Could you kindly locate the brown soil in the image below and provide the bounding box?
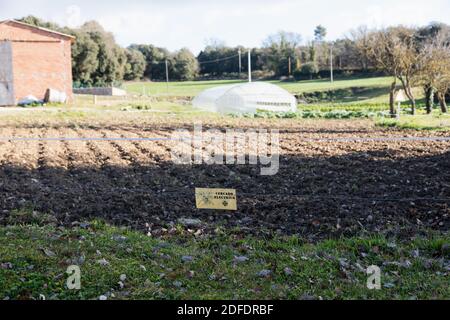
[0,122,449,241]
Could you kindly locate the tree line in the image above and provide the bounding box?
[19,16,198,86]
[352,23,450,114]
[17,16,374,85]
[17,16,450,112]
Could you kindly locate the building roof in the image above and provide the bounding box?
[0,20,75,42]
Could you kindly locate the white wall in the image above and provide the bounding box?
[73,87,127,96]
[0,41,14,106]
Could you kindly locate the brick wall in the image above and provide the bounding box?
[12,41,73,102]
[0,21,73,104]
[0,22,67,42]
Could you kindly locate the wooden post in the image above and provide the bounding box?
[248,50,252,83]
[330,46,334,83]
[165,59,169,94]
[238,48,242,77]
[288,56,292,76]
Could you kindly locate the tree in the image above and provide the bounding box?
[308,41,316,63]
[366,26,421,115]
[391,27,422,115]
[129,44,171,80]
[198,46,238,76]
[18,15,60,31]
[415,23,450,113]
[263,31,302,76]
[124,49,146,80]
[332,39,361,70]
[314,25,327,42]
[419,34,450,113]
[349,25,372,70]
[299,62,319,80]
[172,48,199,81]
[364,28,399,116]
[436,79,450,113]
[81,21,127,86]
[311,26,328,70]
[19,16,133,86]
[70,30,100,85]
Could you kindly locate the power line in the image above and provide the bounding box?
[0,137,175,142]
[301,137,450,142]
[1,136,449,142]
[75,186,450,203]
[198,53,240,65]
[148,53,242,66]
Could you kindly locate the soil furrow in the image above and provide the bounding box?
[0,123,448,239]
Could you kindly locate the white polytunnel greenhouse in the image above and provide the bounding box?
[192,82,297,114]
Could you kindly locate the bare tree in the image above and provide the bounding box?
[364,28,400,116]
[415,23,450,113]
[436,80,450,113]
[365,26,422,115]
[416,33,450,113]
[349,25,371,71]
[417,31,450,113]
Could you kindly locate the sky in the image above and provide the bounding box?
[1,0,449,54]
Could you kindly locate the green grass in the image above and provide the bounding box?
[377,113,450,131]
[124,77,393,98]
[0,214,448,300]
[123,77,428,117]
[270,77,393,95]
[239,110,388,120]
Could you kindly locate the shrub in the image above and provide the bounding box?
[294,62,319,80]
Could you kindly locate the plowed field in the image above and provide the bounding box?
[1,122,449,241]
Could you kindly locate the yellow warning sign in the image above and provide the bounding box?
[195,188,237,210]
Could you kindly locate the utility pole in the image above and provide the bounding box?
[288,56,292,76]
[165,59,169,94]
[248,50,252,82]
[330,45,334,83]
[238,48,242,78]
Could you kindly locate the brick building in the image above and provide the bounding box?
[0,20,75,106]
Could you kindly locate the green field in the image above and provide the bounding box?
[119,76,450,128]
[0,214,448,300]
[124,77,393,98]
[378,113,450,130]
[18,75,437,129]
[1,76,449,300]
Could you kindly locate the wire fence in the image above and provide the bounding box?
[78,185,450,203]
[1,136,450,142]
